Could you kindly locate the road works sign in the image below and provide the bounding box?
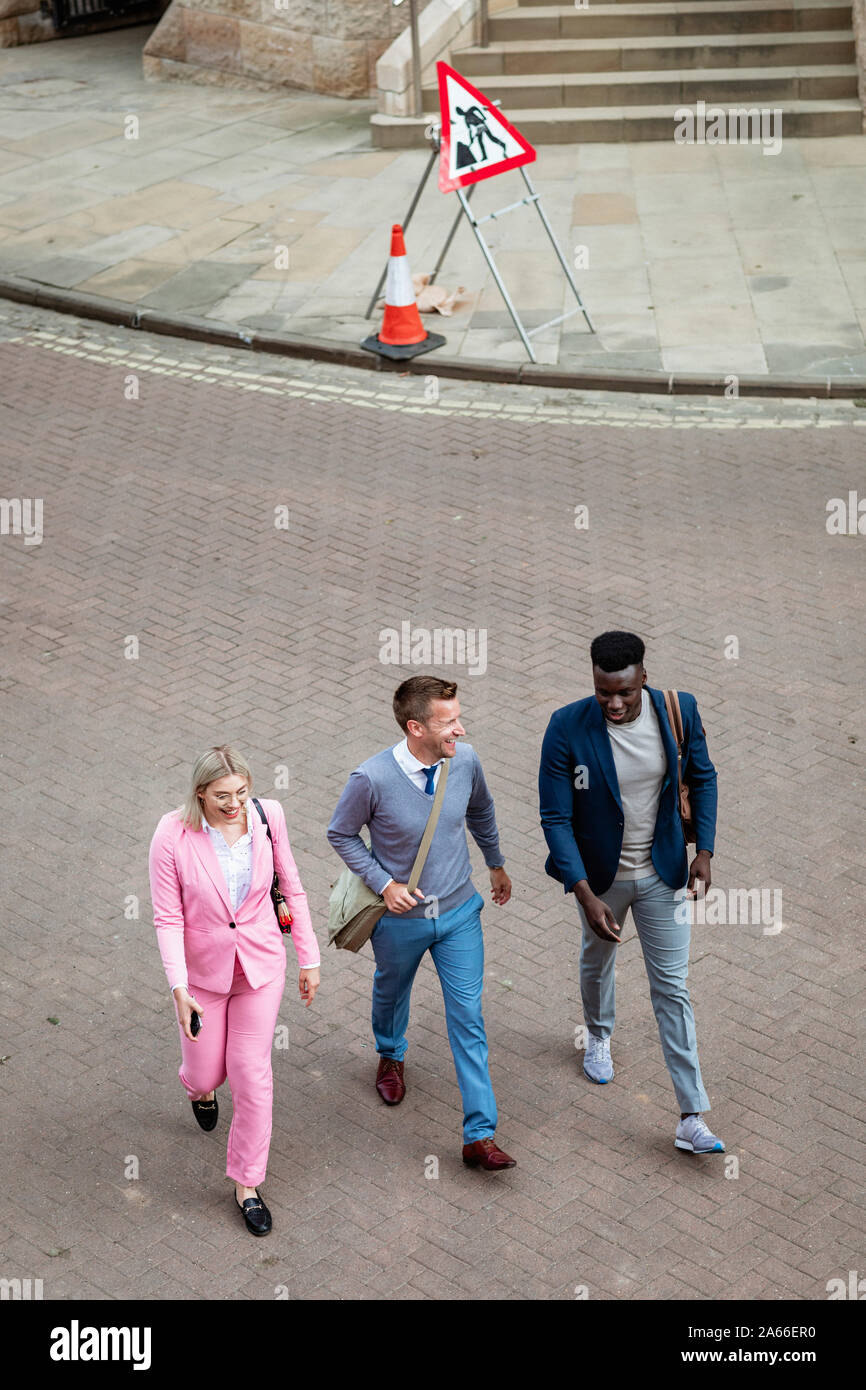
[365,62,592,363]
[436,61,536,193]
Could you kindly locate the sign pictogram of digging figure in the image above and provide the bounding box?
[454,104,507,171]
[437,65,534,192]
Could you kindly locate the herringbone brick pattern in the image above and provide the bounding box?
[0,320,863,1300]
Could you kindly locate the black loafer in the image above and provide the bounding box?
[191,1095,218,1132]
[235,1190,272,1236]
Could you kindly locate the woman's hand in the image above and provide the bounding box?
[173,986,204,1041]
[298,967,320,1008]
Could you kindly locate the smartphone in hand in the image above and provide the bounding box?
[190,1011,202,1037]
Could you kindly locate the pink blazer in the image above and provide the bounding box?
[149,798,320,994]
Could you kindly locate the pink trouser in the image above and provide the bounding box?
[178,955,285,1187]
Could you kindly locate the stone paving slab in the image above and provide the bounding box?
[0,301,863,1302]
[1,28,866,379]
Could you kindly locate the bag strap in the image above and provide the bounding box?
[252,797,272,844]
[252,798,279,875]
[406,758,450,895]
[253,798,293,932]
[662,690,686,801]
[662,689,685,752]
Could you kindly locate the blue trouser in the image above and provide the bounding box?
[371,889,497,1143]
[576,871,710,1114]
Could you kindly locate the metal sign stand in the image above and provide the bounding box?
[365,123,594,363]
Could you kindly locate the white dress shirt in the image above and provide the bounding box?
[392,737,443,792]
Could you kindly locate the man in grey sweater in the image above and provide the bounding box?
[327,675,516,1171]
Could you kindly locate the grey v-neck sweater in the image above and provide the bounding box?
[327,741,504,919]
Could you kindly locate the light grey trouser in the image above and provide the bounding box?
[576,870,710,1114]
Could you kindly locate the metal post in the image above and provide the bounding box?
[409,0,423,117]
[365,143,438,318]
[455,186,537,362]
[519,165,595,333]
[428,183,476,287]
[392,0,423,117]
[480,0,489,48]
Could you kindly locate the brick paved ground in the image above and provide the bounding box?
[0,305,864,1301]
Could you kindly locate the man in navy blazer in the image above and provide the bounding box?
[539,630,724,1155]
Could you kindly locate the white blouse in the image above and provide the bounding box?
[202,799,255,911]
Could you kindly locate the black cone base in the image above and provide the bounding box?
[360,331,446,360]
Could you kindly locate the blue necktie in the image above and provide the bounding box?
[422,764,438,795]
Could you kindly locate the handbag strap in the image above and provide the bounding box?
[253,798,293,932]
[251,797,273,845]
[252,798,279,878]
[406,758,450,895]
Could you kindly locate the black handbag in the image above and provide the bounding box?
[252,798,292,934]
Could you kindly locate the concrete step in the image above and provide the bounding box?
[372,98,862,146]
[514,0,844,6]
[423,64,859,110]
[514,0,746,5]
[490,2,854,40]
[457,32,856,75]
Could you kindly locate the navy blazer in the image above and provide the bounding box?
[539,686,717,895]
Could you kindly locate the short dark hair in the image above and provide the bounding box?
[393,676,458,732]
[590,630,645,673]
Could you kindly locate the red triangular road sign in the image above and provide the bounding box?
[437,61,536,193]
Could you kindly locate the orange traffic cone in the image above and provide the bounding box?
[361,224,445,360]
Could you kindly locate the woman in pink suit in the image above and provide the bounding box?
[149,746,320,1235]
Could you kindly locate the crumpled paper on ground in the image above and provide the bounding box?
[411,273,467,315]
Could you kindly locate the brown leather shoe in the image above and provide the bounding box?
[462,1137,517,1171]
[375,1056,405,1105]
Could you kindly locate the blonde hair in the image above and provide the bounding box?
[181,746,254,830]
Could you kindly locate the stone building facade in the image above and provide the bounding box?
[143,0,406,97]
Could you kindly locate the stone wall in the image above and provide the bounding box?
[0,0,52,45]
[143,0,408,97]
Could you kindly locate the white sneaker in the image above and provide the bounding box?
[675,1114,725,1154]
[583,1034,614,1084]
